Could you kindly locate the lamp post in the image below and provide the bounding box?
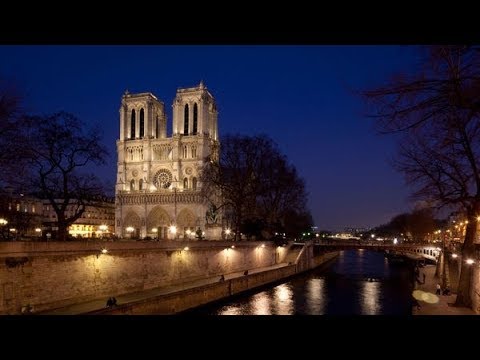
[0,218,8,240]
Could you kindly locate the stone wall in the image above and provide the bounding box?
[94,265,298,315]
[92,244,339,315]
[0,241,289,315]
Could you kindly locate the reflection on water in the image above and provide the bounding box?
[305,278,326,314]
[361,281,380,315]
[188,250,413,315]
[273,284,294,314]
[251,292,272,315]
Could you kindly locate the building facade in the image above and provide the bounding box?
[115,82,220,240]
[0,189,115,240]
[42,199,115,239]
[0,190,43,239]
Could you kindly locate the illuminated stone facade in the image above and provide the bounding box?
[0,189,115,239]
[115,82,220,239]
[42,199,115,239]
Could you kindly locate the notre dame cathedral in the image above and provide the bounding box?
[115,82,221,240]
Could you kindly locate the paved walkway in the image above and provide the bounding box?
[39,263,290,315]
[412,264,475,315]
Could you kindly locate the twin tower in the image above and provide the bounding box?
[115,82,220,240]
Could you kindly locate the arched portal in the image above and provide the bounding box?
[177,208,197,239]
[147,206,171,240]
[123,210,141,239]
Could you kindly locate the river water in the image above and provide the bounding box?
[186,249,414,315]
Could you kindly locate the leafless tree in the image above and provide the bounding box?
[364,45,480,308]
[16,112,109,241]
[201,134,310,241]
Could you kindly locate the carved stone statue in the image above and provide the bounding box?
[205,203,218,224]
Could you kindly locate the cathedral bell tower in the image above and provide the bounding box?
[115,83,221,240]
[172,80,218,140]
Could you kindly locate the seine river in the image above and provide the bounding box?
[186,249,414,315]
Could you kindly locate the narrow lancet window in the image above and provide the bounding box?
[184,104,189,135]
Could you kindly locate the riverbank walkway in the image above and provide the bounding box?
[39,263,290,315]
[412,264,475,315]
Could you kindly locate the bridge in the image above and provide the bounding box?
[309,241,442,262]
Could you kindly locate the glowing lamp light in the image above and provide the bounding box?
[261,244,265,248]
[186,229,191,235]
[183,246,189,251]
[9,228,16,232]
[225,229,231,236]
[231,245,235,249]
[126,226,134,233]
[169,225,177,234]
[393,238,398,245]
[99,225,108,231]
[35,228,42,233]
[101,248,108,254]
[0,218,8,225]
[152,228,158,233]
[451,253,458,258]
[466,259,475,265]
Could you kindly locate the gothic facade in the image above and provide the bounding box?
[115,82,220,239]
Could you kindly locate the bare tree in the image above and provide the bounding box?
[16,112,109,241]
[364,45,480,308]
[257,152,309,238]
[201,134,311,241]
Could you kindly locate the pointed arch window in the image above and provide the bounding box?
[155,115,159,138]
[183,177,188,190]
[192,177,197,190]
[130,179,135,191]
[139,179,144,191]
[183,145,188,158]
[139,108,145,138]
[184,104,189,135]
[130,109,136,139]
[193,103,198,135]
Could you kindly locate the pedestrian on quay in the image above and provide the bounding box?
[106,297,114,308]
[436,283,441,295]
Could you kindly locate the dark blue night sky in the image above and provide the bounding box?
[0,45,419,230]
